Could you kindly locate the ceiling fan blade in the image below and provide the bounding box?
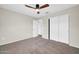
[40,4,49,9]
[25,5,36,9]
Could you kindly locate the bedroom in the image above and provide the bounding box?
[0,4,79,54]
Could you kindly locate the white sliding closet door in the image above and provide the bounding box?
[58,15,69,44]
[50,15,69,44]
[50,17,59,41]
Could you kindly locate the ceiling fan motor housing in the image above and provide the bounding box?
[36,4,39,9]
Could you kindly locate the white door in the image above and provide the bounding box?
[50,15,69,44]
[33,20,38,37]
[50,17,59,41]
[58,15,69,44]
[38,19,43,35]
[33,19,43,37]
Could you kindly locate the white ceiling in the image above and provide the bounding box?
[0,4,78,18]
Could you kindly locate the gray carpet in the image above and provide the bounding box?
[0,37,79,54]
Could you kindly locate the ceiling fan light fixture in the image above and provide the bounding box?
[35,9,40,14]
[35,9,39,12]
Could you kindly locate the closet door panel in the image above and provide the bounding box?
[59,15,69,44]
[50,15,69,44]
[50,18,54,40]
[50,17,58,41]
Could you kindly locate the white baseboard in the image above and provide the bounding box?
[0,37,33,46]
[69,44,79,48]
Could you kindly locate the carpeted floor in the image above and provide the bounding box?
[0,37,79,54]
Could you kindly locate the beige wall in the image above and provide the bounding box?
[41,5,79,48]
[0,8,33,45]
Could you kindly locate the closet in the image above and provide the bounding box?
[50,15,69,44]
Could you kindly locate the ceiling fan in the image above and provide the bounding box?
[25,4,49,14]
